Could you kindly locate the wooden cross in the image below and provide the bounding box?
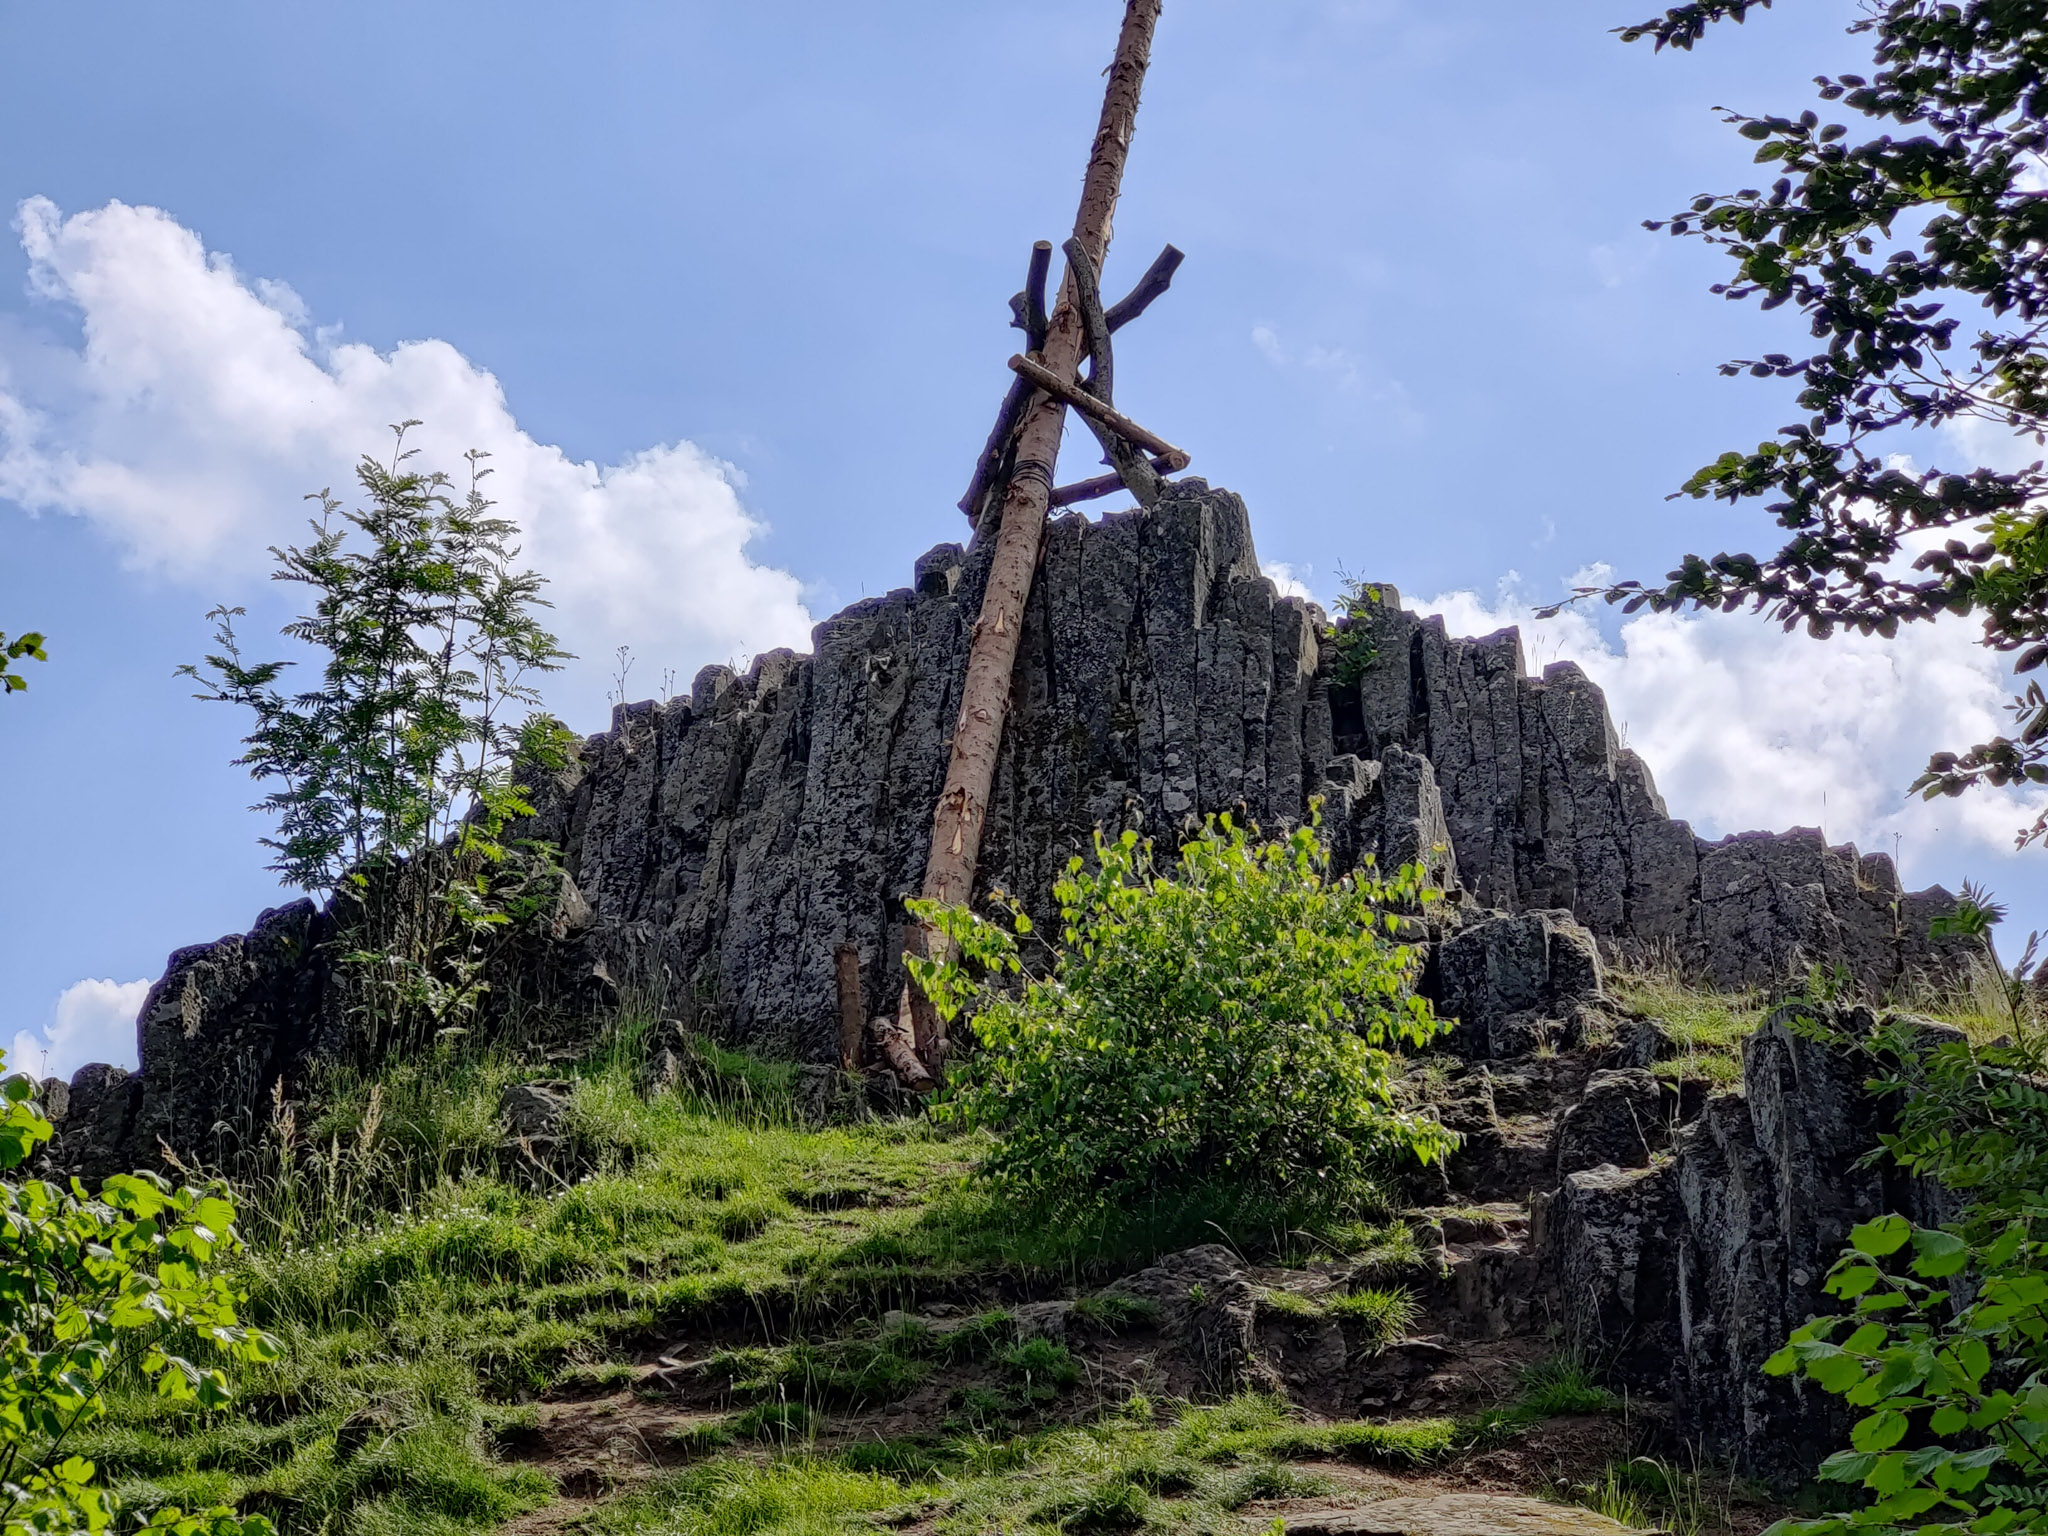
[889,0,1187,1081]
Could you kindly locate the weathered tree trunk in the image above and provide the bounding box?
[834,943,866,1071]
[903,0,1166,1071]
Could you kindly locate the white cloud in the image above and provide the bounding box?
[9,977,149,1082]
[1412,570,2046,888]
[1262,559,1315,602]
[1249,321,1420,432]
[0,197,815,729]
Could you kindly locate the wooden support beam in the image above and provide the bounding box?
[911,0,1166,1076]
[1105,244,1184,332]
[1062,236,1165,505]
[1050,452,1189,507]
[834,944,866,1071]
[961,243,1058,523]
[869,1009,934,1091]
[957,377,1031,522]
[1021,241,1052,353]
[1064,237,1115,404]
[1008,353,1187,464]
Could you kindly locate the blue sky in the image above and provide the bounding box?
[4,0,2042,1075]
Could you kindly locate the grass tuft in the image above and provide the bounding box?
[1324,1285,1418,1350]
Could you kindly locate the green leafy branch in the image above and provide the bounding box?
[1764,1212,2048,1535]
[0,631,47,698]
[0,1063,276,1536]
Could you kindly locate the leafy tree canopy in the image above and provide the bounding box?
[1569,0,2048,843]
[182,423,572,895]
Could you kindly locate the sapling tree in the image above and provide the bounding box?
[185,424,576,1055]
[1565,0,2048,845]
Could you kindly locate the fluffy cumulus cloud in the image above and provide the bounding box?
[9,977,149,1081]
[1408,568,2047,888]
[0,197,815,727]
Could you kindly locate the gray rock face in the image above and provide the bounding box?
[1549,1010,1954,1486]
[59,483,1961,1179]
[1338,586,1959,989]
[499,1081,573,1141]
[49,901,336,1181]
[1432,910,1605,1057]
[1554,1068,1664,1179]
[1550,1159,1682,1389]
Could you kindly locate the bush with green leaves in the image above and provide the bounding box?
[182,424,577,1056]
[0,1060,276,1535]
[1762,999,2048,1536]
[910,815,1454,1224]
[1321,575,1383,688]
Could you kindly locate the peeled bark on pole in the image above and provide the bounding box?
[903,0,1166,1073]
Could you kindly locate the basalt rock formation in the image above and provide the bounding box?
[506,479,1957,1064]
[49,480,1959,1166]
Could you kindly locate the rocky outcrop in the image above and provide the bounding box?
[508,485,1955,1067]
[41,900,337,1181]
[1415,924,1955,1488]
[48,481,1960,1173]
[1547,1008,1960,1486]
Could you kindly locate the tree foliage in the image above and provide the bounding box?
[182,424,571,894]
[0,632,46,698]
[184,425,578,1055]
[1571,0,2048,843]
[0,1061,275,1535]
[910,816,1455,1221]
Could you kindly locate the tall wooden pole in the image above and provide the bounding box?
[902,0,1165,1069]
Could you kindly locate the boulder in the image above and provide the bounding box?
[1549,1008,1965,1486]
[1432,909,1605,1055]
[791,1064,868,1126]
[1549,1160,1681,1389]
[1555,1068,1663,1178]
[1100,1244,1270,1396]
[499,1081,573,1141]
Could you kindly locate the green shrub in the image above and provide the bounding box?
[1760,992,2048,1535]
[913,815,1454,1222]
[0,1063,276,1535]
